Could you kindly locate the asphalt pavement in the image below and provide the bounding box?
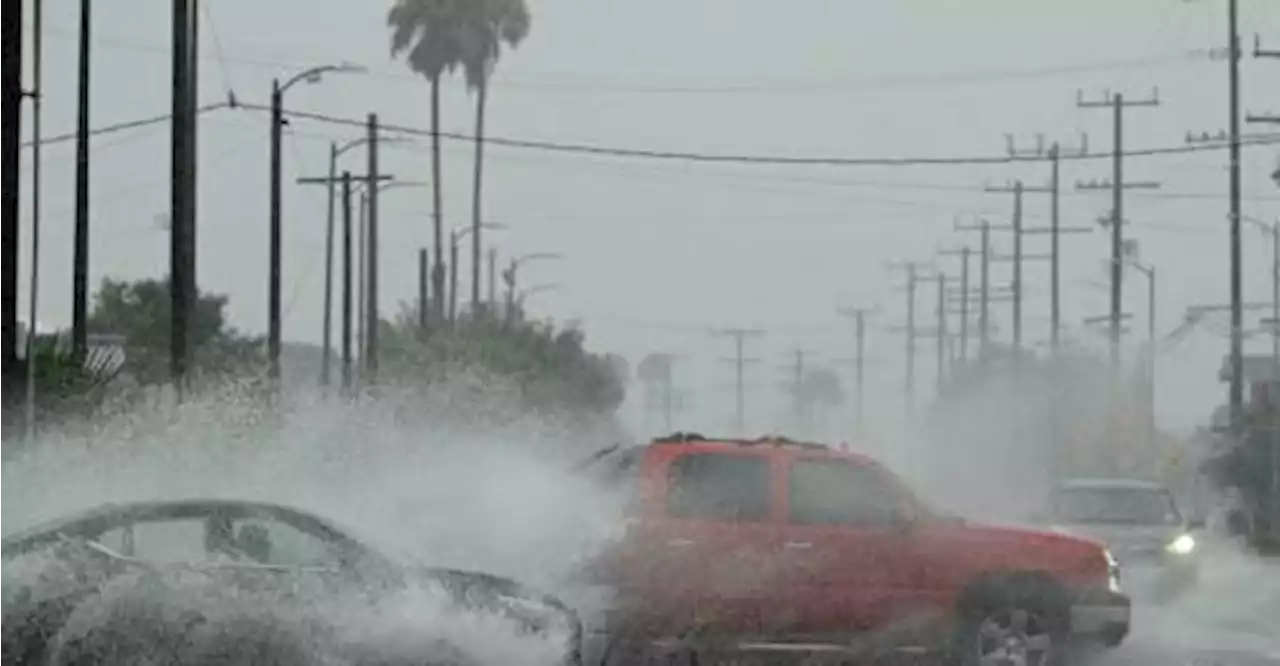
[1085,548,1280,665]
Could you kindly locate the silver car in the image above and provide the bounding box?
[1043,478,1204,601]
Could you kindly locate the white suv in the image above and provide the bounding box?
[1042,478,1203,601]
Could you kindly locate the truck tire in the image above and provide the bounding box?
[951,577,1069,666]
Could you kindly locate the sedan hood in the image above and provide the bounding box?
[1046,523,1184,559]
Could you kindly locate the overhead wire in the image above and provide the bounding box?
[235,102,1280,167]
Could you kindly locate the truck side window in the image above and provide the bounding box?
[666,453,771,521]
[789,460,901,526]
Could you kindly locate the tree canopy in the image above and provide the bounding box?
[86,276,262,384]
[377,306,627,421]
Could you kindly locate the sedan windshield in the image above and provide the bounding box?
[1053,487,1181,526]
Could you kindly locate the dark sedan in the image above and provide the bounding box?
[2,498,583,666]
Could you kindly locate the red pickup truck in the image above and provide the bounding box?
[568,434,1130,666]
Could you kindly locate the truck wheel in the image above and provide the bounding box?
[953,585,1068,666]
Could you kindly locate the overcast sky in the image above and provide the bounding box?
[14,0,1280,438]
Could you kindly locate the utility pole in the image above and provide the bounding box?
[170,0,192,396]
[837,306,876,439]
[954,218,1011,355]
[782,348,817,434]
[938,247,972,361]
[449,231,460,324]
[1002,134,1092,348]
[319,143,338,386]
[712,327,764,436]
[1077,88,1161,370]
[418,248,429,337]
[340,171,354,396]
[365,114,380,381]
[935,272,950,394]
[0,0,21,427]
[886,261,936,416]
[296,170,393,386]
[71,0,92,362]
[488,248,498,313]
[1226,0,1244,436]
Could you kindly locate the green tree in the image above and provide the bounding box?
[86,276,262,384]
[378,305,626,419]
[388,0,467,321]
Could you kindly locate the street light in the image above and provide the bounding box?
[516,282,561,310]
[268,62,364,384]
[502,252,563,320]
[448,223,508,322]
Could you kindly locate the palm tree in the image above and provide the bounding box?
[388,0,467,322]
[459,0,530,314]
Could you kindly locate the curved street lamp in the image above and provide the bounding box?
[501,252,563,320]
[447,222,508,321]
[268,62,364,384]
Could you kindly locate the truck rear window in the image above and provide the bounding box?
[665,453,771,522]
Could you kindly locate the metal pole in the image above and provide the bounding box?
[418,248,429,336]
[1050,144,1061,351]
[356,191,366,367]
[906,266,917,417]
[980,221,991,353]
[1,0,22,426]
[268,78,283,385]
[1227,0,1245,433]
[25,0,44,436]
[959,247,971,361]
[72,0,91,362]
[855,311,866,439]
[169,0,190,397]
[1013,181,1024,354]
[488,247,498,313]
[365,114,380,380]
[320,143,336,387]
[937,272,947,394]
[340,171,353,395]
[449,234,460,323]
[734,334,745,435]
[1111,95,1125,372]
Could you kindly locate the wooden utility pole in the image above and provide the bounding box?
[418,248,429,336]
[71,0,92,362]
[886,261,936,416]
[713,327,764,436]
[297,170,393,389]
[341,172,354,395]
[837,306,876,438]
[1002,134,1092,348]
[1077,88,1161,370]
[170,0,193,396]
[955,218,1015,354]
[365,114,381,380]
[1,0,21,425]
[938,247,973,361]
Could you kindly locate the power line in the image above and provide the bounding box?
[20,101,233,148]
[239,103,1280,168]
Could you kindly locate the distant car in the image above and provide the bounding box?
[567,433,1130,666]
[1,499,582,666]
[1042,478,1203,600]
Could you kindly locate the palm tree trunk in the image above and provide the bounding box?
[469,73,488,316]
[430,74,445,323]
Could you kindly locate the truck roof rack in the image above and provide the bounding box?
[650,432,831,452]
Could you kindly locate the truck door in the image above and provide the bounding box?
[779,456,913,645]
[651,450,782,640]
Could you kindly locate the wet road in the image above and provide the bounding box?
[1086,550,1280,665]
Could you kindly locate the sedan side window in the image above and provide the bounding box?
[230,517,344,567]
[788,460,903,526]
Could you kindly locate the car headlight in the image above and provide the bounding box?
[1103,548,1122,593]
[1165,533,1196,556]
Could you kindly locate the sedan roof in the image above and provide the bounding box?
[1057,477,1168,492]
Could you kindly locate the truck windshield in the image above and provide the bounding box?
[1054,487,1181,526]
